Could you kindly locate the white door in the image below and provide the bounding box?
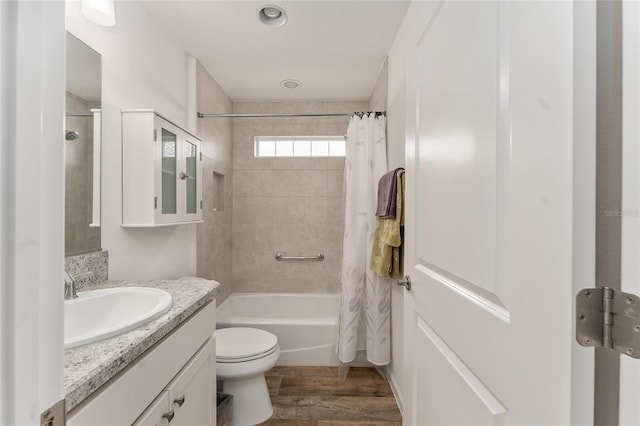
[401,1,593,424]
[620,1,640,424]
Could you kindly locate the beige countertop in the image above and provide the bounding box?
[64,278,219,413]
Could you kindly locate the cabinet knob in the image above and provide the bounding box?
[162,410,175,423]
[179,172,190,180]
[173,395,186,407]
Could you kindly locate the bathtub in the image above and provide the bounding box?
[216,293,340,366]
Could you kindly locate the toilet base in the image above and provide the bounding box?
[222,373,273,426]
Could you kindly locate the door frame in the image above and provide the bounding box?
[0,1,66,423]
[620,1,640,424]
[572,1,597,425]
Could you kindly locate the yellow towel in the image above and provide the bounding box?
[370,171,404,279]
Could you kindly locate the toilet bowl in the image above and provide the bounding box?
[216,327,280,426]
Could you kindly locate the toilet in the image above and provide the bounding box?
[215,327,280,426]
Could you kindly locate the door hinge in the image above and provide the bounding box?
[154,196,158,210]
[153,129,157,142]
[200,200,203,210]
[200,152,203,161]
[576,286,640,358]
[41,399,65,426]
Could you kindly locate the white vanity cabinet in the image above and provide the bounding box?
[122,110,203,227]
[67,302,216,426]
[134,338,215,426]
[132,391,170,426]
[167,346,214,426]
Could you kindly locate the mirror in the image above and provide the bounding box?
[65,33,102,256]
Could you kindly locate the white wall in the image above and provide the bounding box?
[385,10,410,413]
[66,2,197,280]
[367,57,407,409]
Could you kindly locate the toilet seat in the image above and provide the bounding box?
[216,347,280,380]
[216,327,279,363]
[217,345,279,363]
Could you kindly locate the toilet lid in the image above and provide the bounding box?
[215,327,278,361]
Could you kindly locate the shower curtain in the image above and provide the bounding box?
[337,113,391,367]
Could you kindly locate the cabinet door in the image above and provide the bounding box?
[155,120,181,224]
[132,391,171,426]
[167,338,215,426]
[181,136,201,222]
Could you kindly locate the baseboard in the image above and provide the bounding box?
[388,368,404,416]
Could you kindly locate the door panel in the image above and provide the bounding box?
[409,2,510,420]
[417,0,499,298]
[402,1,579,424]
[414,315,506,426]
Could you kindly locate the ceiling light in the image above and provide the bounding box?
[258,5,287,27]
[281,79,301,89]
[81,0,116,27]
[263,7,281,19]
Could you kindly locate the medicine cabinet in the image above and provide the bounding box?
[122,110,202,227]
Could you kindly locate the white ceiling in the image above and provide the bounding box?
[144,1,410,102]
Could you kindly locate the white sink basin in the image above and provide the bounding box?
[65,287,172,349]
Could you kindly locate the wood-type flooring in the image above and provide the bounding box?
[257,366,402,426]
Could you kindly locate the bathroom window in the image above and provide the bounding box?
[254,136,346,157]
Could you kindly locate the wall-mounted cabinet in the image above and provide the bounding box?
[122,110,202,227]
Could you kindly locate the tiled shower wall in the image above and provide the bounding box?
[65,92,101,255]
[232,101,368,293]
[195,61,234,303]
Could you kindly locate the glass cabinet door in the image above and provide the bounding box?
[161,128,178,215]
[150,114,201,224]
[184,140,198,215]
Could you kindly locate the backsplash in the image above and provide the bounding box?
[64,251,108,290]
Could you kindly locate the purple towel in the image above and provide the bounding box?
[375,167,405,218]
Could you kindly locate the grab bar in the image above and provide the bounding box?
[275,253,325,262]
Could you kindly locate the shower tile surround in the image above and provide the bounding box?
[195,61,234,304]
[65,92,100,255]
[232,101,368,293]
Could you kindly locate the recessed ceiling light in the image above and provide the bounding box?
[258,5,287,27]
[281,79,301,89]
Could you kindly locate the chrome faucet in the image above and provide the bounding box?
[64,270,79,300]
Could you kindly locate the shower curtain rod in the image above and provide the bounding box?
[197,111,386,118]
